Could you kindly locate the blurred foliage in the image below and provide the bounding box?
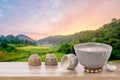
[58,18,120,60]
[0,18,120,61]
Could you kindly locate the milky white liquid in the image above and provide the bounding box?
[79,47,107,52]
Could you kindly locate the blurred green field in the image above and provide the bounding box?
[0,45,65,62]
[0,45,120,62]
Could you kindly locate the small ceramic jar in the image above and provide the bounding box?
[28,54,41,66]
[61,54,78,70]
[45,54,58,66]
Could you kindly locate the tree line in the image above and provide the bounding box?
[58,18,120,60]
[0,35,35,46]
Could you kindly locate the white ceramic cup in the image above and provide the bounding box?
[61,54,78,70]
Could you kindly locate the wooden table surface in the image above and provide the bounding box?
[0,62,119,80]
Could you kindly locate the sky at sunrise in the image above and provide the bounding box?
[0,0,120,40]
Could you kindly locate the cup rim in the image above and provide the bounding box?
[74,42,112,53]
[61,55,71,69]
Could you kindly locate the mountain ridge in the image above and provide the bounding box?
[0,18,120,45]
[37,18,120,45]
[16,34,34,42]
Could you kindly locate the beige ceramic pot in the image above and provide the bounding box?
[45,54,58,66]
[61,54,78,70]
[74,42,112,70]
[28,54,41,66]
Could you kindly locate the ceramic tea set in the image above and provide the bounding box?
[28,53,58,66]
[28,42,117,73]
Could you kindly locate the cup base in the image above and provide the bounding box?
[84,67,102,73]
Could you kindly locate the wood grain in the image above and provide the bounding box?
[0,62,119,80]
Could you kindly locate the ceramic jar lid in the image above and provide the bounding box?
[28,54,41,66]
[45,54,58,66]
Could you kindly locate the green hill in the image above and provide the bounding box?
[0,18,120,62]
[38,18,120,46]
[57,18,120,60]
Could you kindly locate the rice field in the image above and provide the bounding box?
[0,45,65,62]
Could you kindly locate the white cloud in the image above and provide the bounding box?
[0,10,4,17]
[50,12,62,22]
[52,0,60,8]
[0,14,3,17]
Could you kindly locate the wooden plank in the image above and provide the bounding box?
[0,62,119,80]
